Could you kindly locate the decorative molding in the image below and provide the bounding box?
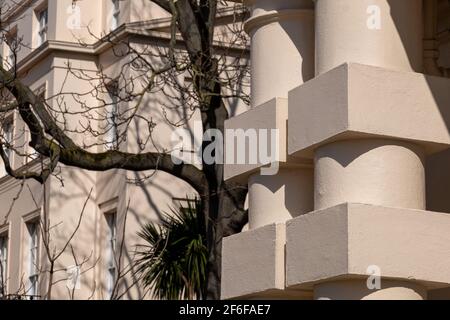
[21,208,41,224]
[244,9,313,34]
[0,222,9,234]
[99,197,119,214]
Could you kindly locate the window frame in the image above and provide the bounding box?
[0,230,9,296]
[105,81,119,150]
[25,86,46,164]
[5,28,18,69]
[36,7,48,47]
[111,0,120,31]
[26,220,40,298]
[105,211,117,299]
[2,116,14,164]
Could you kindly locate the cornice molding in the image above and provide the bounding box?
[0,0,34,24]
[0,158,44,194]
[12,6,247,75]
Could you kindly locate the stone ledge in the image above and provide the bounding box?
[286,203,450,290]
[288,63,450,158]
[221,223,287,299]
[224,98,287,182]
[224,98,311,182]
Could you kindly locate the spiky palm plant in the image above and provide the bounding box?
[136,198,207,300]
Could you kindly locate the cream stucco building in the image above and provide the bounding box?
[0,0,248,300]
[221,0,450,300]
[1,0,450,301]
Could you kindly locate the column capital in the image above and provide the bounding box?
[244,9,313,34]
[243,0,314,33]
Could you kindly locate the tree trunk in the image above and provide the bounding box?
[205,182,248,299]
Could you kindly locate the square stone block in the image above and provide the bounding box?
[221,223,286,299]
[224,98,310,182]
[286,203,450,290]
[288,63,450,158]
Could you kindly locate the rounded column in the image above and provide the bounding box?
[314,139,425,210]
[249,167,314,229]
[244,0,316,230]
[245,0,315,107]
[314,0,423,75]
[314,280,427,300]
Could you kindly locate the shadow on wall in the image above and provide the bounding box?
[424,1,450,214]
[387,0,424,72]
[372,0,450,213]
[424,53,450,213]
[282,18,315,85]
[46,167,194,299]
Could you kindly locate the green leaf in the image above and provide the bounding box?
[135,197,207,300]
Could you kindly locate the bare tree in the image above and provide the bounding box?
[0,0,250,299]
[38,185,95,300]
[0,179,97,299]
[0,179,144,300]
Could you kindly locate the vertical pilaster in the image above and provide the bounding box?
[221,0,316,299]
[244,0,315,230]
[311,0,426,300]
